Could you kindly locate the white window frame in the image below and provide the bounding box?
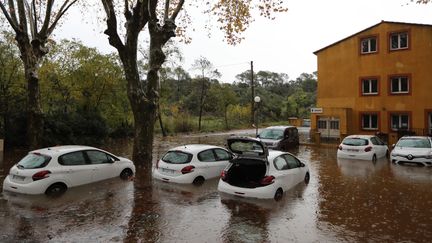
[390,32,408,50]
[361,78,378,95]
[390,76,409,94]
[361,37,377,54]
[362,114,378,130]
[390,114,410,131]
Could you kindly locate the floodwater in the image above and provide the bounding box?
[1,129,432,242]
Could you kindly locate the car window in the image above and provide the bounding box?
[284,154,300,169]
[86,150,111,164]
[259,129,284,140]
[274,156,289,170]
[59,152,87,166]
[198,150,216,162]
[342,138,369,146]
[162,151,192,164]
[214,149,231,161]
[375,136,385,145]
[370,137,379,145]
[17,153,51,169]
[397,138,431,148]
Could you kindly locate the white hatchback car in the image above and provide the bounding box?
[3,145,135,196]
[153,144,232,185]
[218,137,309,200]
[391,136,432,166]
[337,135,389,161]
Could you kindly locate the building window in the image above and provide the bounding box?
[390,76,409,94]
[390,31,408,50]
[360,36,377,54]
[361,78,378,95]
[317,120,327,129]
[330,120,339,130]
[390,114,409,131]
[361,113,379,130]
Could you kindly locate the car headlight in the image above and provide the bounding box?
[391,152,400,157]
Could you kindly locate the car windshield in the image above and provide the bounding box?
[259,129,284,140]
[342,138,369,146]
[17,153,51,169]
[162,151,192,164]
[397,138,431,148]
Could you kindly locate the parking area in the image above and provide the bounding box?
[1,130,432,242]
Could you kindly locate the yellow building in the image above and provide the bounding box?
[312,21,432,145]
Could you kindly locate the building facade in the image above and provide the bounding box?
[312,21,432,144]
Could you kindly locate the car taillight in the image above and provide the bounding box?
[338,145,342,150]
[32,170,51,181]
[364,146,372,152]
[181,165,195,174]
[260,175,275,185]
[220,170,227,181]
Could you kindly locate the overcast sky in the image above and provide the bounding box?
[56,0,432,82]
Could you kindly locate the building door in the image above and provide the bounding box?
[428,112,432,135]
[317,117,340,138]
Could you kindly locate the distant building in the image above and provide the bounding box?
[311,21,432,144]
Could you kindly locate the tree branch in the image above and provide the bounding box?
[32,0,38,32]
[101,0,125,52]
[124,0,132,20]
[8,0,19,26]
[164,0,169,20]
[39,0,54,36]
[169,0,184,21]
[16,0,29,34]
[24,1,36,38]
[47,0,78,36]
[0,2,20,33]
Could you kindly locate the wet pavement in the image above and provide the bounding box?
[1,129,432,242]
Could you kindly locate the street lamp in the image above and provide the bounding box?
[254,96,261,136]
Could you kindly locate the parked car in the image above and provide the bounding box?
[337,135,389,161]
[391,136,432,166]
[257,126,299,150]
[153,144,233,185]
[218,136,309,200]
[2,145,136,196]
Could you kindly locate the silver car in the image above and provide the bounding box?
[391,136,432,166]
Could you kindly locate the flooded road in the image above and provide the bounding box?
[1,130,432,242]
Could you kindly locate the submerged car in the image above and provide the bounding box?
[337,135,388,161]
[3,145,135,196]
[153,144,232,185]
[391,136,432,166]
[218,137,309,200]
[257,126,299,150]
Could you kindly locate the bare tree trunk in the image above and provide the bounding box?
[157,103,167,137]
[16,34,44,149]
[198,79,206,131]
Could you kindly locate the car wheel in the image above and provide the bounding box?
[120,168,134,180]
[192,176,205,186]
[45,183,67,197]
[274,188,283,201]
[304,172,310,184]
[372,154,377,163]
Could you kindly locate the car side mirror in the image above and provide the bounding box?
[256,134,260,138]
[108,157,116,163]
[300,162,305,167]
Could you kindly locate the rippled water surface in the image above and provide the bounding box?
[1,129,432,242]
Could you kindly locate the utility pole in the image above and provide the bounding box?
[251,61,255,125]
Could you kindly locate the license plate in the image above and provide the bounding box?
[347,149,359,152]
[161,168,175,174]
[12,175,25,181]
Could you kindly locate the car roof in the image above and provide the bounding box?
[168,144,224,154]
[400,136,431,139]
[267,150,289,160]
[31,145,99,156]
[345,135,375,139]
[264,126,296,130]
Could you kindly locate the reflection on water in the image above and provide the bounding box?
[0,131,432,242]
